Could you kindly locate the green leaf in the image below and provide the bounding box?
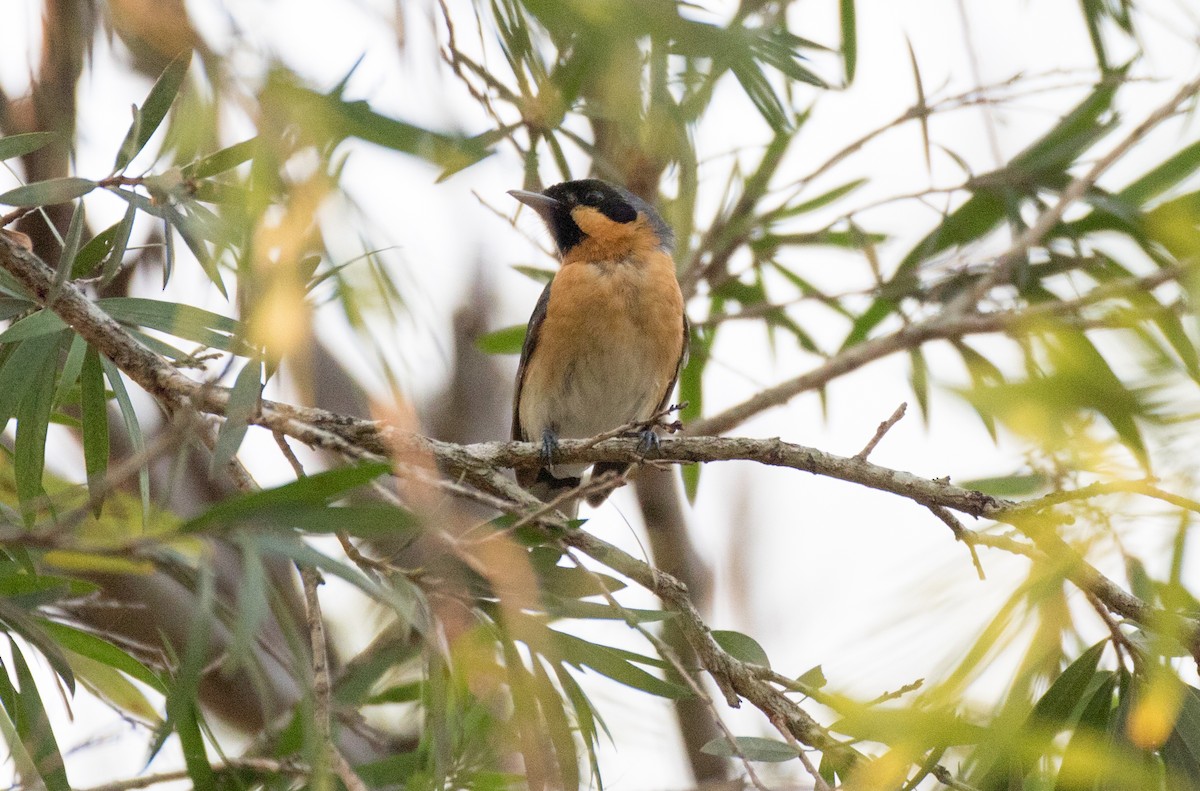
[960,473,1048,497]
[100,203,137,285]
[39,620,166,693]
[70,220,121,279]
[839,0,857,83]
[551,629,688,699]
[1053,672,1116,790]
[98,297,242,347]
[184,462,392,530]
[0,178,98,207]
[0,133,57,161]
[260,72,491,177]
[100,357,150,528]
[712,629,771,667]
[181,137,260,179]
[1033,640,1106,723]
[1120,138,1200,207]
[0,600,75,693]
[1161,686,1200,787]
[796,664,827,689]
[477,323,526,355]
[0,310,67,343]
[53,202,86,295]
[114,52,192,172]
[80,347,110,515]
[701,735,797,762]
[166,689,215,791]
[14,331,65,523]
[8,646,71,791]
[210,358,261,474]
[909,347,929,422]
[0,334,65,432]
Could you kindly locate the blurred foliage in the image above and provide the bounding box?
[0,0,1198,789]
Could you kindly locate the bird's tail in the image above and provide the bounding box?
[527,469,582,519]
[584,461,631,507]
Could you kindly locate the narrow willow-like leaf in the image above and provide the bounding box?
[839,0,857,83]
[99,357,149,528]
[701,735,797,762]
[52,202,86,297]
[10,646,71,791]
[80,346,110,515]
[0,132,56,161]
[210,358,261,474]
[0,178,97,207]
[100,202,137,286]
[114,52,192,172]
[14,331,65,523]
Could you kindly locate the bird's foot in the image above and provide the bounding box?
[540,428,560,468]
[636,427,660,455]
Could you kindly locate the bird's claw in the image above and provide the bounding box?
[540,428,559,468]
[636,428,660,455]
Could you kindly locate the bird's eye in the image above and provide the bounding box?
[586,190,605,204]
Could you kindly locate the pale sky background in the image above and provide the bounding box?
[2,0,1200,788]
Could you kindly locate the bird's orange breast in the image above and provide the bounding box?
[517,241,685,448]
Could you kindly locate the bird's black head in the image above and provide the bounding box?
[508,179,674,256]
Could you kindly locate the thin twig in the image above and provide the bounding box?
[854,402,908,461]
[928,505,987,581]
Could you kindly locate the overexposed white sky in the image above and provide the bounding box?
[3,0,1200,788]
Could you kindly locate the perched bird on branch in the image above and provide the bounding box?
[509,179,688,515]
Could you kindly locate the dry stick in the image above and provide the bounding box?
[78,759,309,791]
[691,263,1187,437]
[2,239,1197,736]
[962,72,1200,308]
[928,504,987,581]
[854,402,908,461]
[689,72,1200,440]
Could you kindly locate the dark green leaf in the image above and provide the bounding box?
[0,334,64,431]
[1033,640,1106,723]
[1161,686,1200,787]
[98,297,244,352]
[712,629,770,668]
[552,629,688,699]
[0,133,57,161]
[14,331,65,523]
[53,202,86,295]
[71,222,119,279]
[100,203,137,286]
[1053,672,1115,791]
[0,310,67,343]
[39,620,166,694]
[477,324,526,355]
[99,357,150,528]
[701,735,797,762]
[0,600,75,693]
[184,462,392,530]
[114,52,192,171]
[9,646,71,791]
[0,178,98,207]
[80,346,110,515]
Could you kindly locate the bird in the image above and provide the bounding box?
[508,179,688,515]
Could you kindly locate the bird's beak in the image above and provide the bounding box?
[508,189,562,217]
